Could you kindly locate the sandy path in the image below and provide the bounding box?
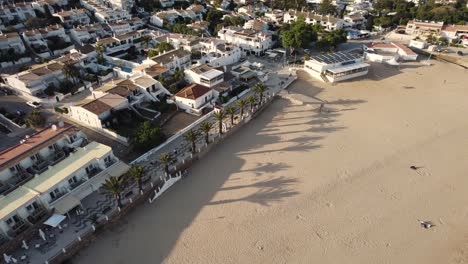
[75,61,468,264]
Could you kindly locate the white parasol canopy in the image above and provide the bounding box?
[44,214,66,228]
[22,240,28,250]
[39,229,46,241]
[3,253,11,263]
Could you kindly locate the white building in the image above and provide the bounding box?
[185,64,224,88]
[405,20,444,36]
[108,21,133,35]
[264,9,284,24]
[174,83,217,114]
[441,25,468,42]
[70,24,109,45]
[5,61,66,96]
[80,0,131,23]
[150,9,200,27]
[95,30,144,55]
[284,11,344,31]
[106,0,134,11]
[68,93,129,130]
[365,42,418,62]
[0,32,27,54]
[0,2,36,24]
[53,8,90,28]
[146,48,191,72]
[199,38,241,67]
[159,0,174,8]
[217,26,272,56]
[343,14,366,29]
[0,123,129,241]
[304,51,369,83]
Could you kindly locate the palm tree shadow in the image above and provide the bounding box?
[239,162,291,176]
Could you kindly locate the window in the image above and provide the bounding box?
[68,176,77,185]
[104,156,112,163]
[49,188,60,200]
[6,218,14,225]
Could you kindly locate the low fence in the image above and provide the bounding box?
[131,111,214,165]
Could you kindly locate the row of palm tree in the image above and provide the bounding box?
[101,83,269,211]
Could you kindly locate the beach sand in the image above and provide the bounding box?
[75,61,468,264]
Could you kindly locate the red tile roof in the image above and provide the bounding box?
[175,84,211,100]
[0,123,76,171]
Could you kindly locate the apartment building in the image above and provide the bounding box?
[108,21,133,35]
[4,61,66,96]
[70,23,109,45]
[80,0,131,23]
[284,11,344,31]
[405,20,444,36]
[147,48,191,72]
[217,26,272,56]
[106,0,134,11]
[0,2,36,24]
[150,9,200,27]
[199,38,241,67]
[0,123,129,242]
[0,32,27,54]
[53,8,91,28]
[95,30,143,55]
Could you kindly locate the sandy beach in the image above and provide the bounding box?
[75,60,468,264]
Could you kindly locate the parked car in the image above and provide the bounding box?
[457,51,464,56]
[26,101,42,108]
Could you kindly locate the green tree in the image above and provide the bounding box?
[236,99,247,118]
[183,129,200,153]
[253,83,266,103]
[199,121,213,144]
[155,42,174,53]
[25,111,46,129]
[318,0,336,15]
[142,35,152,49]
[247,95,256,113]
[63,63,80,84]
[225,106,235,126]
[213,110,226,135]
[281,17,318,53]
[95,43,106,64]
[102,176,127,208]
[366,16,375,31]
[227,0,236,10]
[128,165,145,192]
[159,153,173,175]
[133,121,165,151]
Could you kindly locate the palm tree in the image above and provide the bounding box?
[247,95,256,113]
[199,121,213,144]
[63,63,80,84]
[142,35,152,49]
[159,153,173,175]
[173,69,185,80]
[225,105,235,126]
[183,129,200,153]
[128,165,145,192]
[95,43,106,64]
[236,99,247,118]
[102,176,127,208]
[253,83,266,103]
[213,110,226,135]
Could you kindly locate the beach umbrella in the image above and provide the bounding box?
[39,229,46,241]
[3,253,11,263]
[22,240,28,250]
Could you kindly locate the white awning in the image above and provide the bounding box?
[326,62,370,74]
[52,194,81,214]
[44,214,66,228]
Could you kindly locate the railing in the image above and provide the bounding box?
[49,191,67,203]
[69,178,87,190]
[87,167,103,179]
[27,207,47,224]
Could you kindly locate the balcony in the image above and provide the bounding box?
[49,191,67,203]
[6,219,28,237]
[26,206,48,224]
[68,178,86,190]
[0,171,34,196]
[105,159,116,168]
[87,167,102,179]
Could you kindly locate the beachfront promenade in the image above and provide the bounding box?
[6,66,298,264]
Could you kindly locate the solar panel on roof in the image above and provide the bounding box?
[312,51,361,64]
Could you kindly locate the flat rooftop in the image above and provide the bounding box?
[312,51,363,65]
